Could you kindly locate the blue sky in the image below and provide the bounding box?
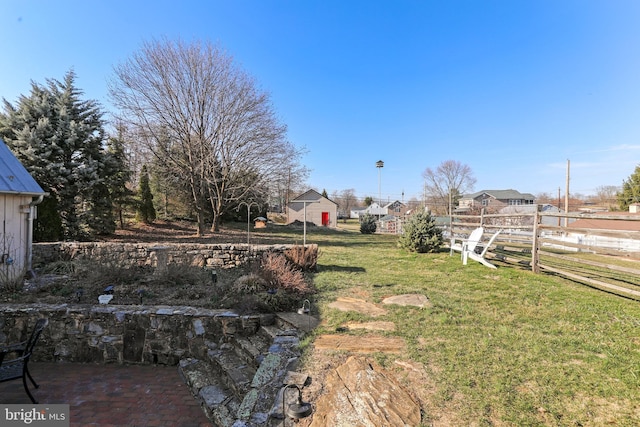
[2,1,640,202]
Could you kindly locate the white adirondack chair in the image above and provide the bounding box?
[450,227,484,259]
[466,229,502,269]
[450,227,502,269]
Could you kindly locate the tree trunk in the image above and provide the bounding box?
[195,211,206,236]
[211,214,220,232]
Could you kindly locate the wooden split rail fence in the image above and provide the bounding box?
[449,207,640,300]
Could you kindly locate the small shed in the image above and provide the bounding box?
[287,189,338,228]
[253,216,267,229]
[0,140,46,284]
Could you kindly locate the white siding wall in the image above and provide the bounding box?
[0,194,29,283]
[287,199,337,228]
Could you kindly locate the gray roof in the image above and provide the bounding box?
[0,140,45,195]
[291,189,337,205]
[463,189,535,200]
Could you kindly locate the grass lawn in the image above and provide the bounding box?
[256,220,640,425]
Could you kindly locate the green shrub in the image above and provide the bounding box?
[360,214,377,234]
[397,211,443,253]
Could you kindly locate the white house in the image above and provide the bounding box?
[0,140,46,284]
[363,202,386,217]
[350,208,366,219]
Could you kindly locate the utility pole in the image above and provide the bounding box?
[557,187,561,226]
[423,181,427,210]
[565,159,570,227]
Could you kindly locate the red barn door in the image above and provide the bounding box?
[322,212,329,226]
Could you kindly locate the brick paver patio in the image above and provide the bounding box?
[0,362,210,426]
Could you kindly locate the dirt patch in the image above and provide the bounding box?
[98,219,294,245]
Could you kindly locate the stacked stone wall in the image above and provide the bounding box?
[0,304,262,365]
[32,242,308,269]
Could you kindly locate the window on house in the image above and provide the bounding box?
[509,199,523,205]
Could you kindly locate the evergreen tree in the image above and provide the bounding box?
[86,179,116,235]
[33,197,63,242]
[321,189,328,199]
[617,165,640,211]
[397,211,443,253]
[360,213,377,234]
[105,135,135,228]
[137,165,156,223]
[0,70,111,240]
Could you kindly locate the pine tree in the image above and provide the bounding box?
[0,70,112,240]
[137,165,156,224]
[397,211,443,253]
[105,135,135,228]
[360,214,377,234]
[617,165,640,211]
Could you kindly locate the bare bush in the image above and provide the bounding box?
[232,273,268,294]
[259,252,314,295]
[284,245,319,272]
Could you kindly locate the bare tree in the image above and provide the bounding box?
[270,163,309,213]
[422,160,476,215]
[535,192,556,205]
[109,38,301,234]
[330,188,356,221]
[591,185,620,210]
[340,189,357,220]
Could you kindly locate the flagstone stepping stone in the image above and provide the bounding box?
[309,356,421,427]
[342,321,396,331]
[382,294,432,308]
[314,334,405,353]
[328,297,387,317]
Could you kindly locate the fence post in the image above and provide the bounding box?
[531,205,541,273]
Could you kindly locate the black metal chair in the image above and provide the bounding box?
[0,318,48,403]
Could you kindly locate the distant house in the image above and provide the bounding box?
[350,208,366,219]
[363,202,386,217]
[497,204,563,226]
[458,189,535,212]
[287,189,338,228]
[350,200,408,219]
[384,200,409,217]
[0,140,47,284]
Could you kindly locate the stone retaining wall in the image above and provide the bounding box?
[0,304,264,365]
[32,242,312,269]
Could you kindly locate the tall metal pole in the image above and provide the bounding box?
[376,160,384,219]
[237,201,259,245]
[565,159,570,227]
[303,202,307,246]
